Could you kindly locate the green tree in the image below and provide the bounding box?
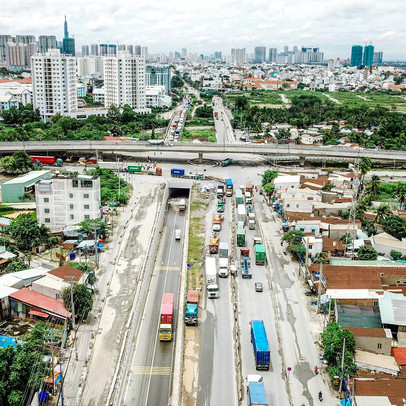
[67,261,96,285]
[283,230,305,245]
[314,252,328,264]
[78,218,107,237]
[366,175,382,198]
[287,244,306,261]
[3,260,29,274]
[62,283,93,320]
[263,182,275,197]
[320,322,357,378]
[375,203,391,224]
[390,250,403,261]
[262,170,278,186]
[339,233,353,246]
[362,220,377,237]
[392,183,406,209]
[7,213,50,250]
[234,95,248,111]
[12,151,33,173]
[359,157,372,187]
[382,215,406,240]
[358,244,378,260]
[171,75,184,88]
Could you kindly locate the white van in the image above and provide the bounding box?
[175,229,181,240]
[179,199,186,211]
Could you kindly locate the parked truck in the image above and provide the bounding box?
[31,155,63,166]
[245,191,253,205]
[127,165,162,176]
[219,257,229,277]
[250,320,270,370]
[255,244,266,265]
[209,235,220,254]
[159,293,174,341]
[185,290,198,326]
[219,242,229,258]
[179,199,186,211]
[237,228,246,247]
[206,256,219,298]
[235,190,244,206]
[246,184,254,194]
[237,204,246,225]
[225,178,233,197]
[248,380,268,406]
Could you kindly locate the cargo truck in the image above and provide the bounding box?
[237,228,246,246]
[219,242,229,258]
[250,320,270,370]
[235,190,244,206]
[31,156,63,166]
[217,202,224,213]
[249,220,255,230]
[219,257,229,277]
[185,290,198,326]
[179,199,186,211]
[225,178,233,197]
[209,235,220,254]
[171,168,185,177]
[237,205,246,225]
[255,244,266,265]
[248,381,268,406]
[217,185,225,198]
[241,257,252,278]
[245,191,253,205]
[159,293,174,341]
[127,166,162,176]
[246,184,254,194]
[206,256,219,298]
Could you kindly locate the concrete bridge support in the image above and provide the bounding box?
[299,155,305,166]
[198,152,203,163]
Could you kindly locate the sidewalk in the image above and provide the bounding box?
[256,196,340,406]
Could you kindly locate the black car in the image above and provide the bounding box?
[255,282,263,292]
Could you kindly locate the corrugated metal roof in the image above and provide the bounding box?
[379,292,406,326]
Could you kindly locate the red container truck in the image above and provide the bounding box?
[159,293,174,341]
[31,155,56,164]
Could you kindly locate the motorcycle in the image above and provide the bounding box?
[318,391,323,401]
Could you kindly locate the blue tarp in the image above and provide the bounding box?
[0,335,17,348]
[340,398,352,406]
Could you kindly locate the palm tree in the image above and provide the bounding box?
[392,183,406,210]
[355,200,367,221]
[359,157,372,191]
[375,203,391,224]
[366,175,381,198]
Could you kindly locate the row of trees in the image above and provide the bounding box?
[0,104,169,142]
[228,93,406,150]
[0,151,33,174]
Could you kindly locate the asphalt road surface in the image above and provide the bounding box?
[122,201,186,405]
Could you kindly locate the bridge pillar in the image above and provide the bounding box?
[95,149,99,162]
[299,155,305,166]
[198,152,203,164]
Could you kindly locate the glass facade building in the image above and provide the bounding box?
[350,45,363,66]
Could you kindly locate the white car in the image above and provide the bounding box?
[175,229,181,240]
[213,223,221,232]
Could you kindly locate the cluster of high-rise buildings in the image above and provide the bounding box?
[229,45,324,65]
[350,44,383,67]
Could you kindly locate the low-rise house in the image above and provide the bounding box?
[11,267,49,287]
[0,285,18,320]
[372,232,406,258]
[346,327,392,356]
[283,197,314,213]
[295,220,322,236]
[31,275,69,300]
[47,265,86,284]
[313,201,352,216]
[274,174,301,191]
[379,292,406,344]
[355,350,400,376]
[9,288,71,324]
[354,378,406,406]
[0,246,16,272]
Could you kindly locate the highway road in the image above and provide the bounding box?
[197,196,237,406]
[4,140,406,162]
[121,200,186,405]
[213,96,235,145]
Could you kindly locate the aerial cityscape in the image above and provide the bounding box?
[1,3,406,406]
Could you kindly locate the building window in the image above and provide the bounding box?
[69,193,74,198]
[44,208,50,214]
[84,215,90,220]
[373,300,378,306]
[84,204,90,209]
[70,215,74,220]
[44,198,49,203]
[72,180,78,188]
[300,227,305,231]
[45,218,50,223]
[84,193,89,199]
[69,204,74,210]
[377,343,382,349]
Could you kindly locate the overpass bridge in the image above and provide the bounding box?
[2,141,406,164]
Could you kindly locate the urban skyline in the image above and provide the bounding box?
[0,0,405,60]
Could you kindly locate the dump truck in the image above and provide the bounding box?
[206,256,219,298]
[237,228,246,247]
[209,234,220,254]
[250,320,270,370]
[185,290,198,326]
[255,244,266,265]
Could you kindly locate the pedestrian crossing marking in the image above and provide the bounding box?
[156,266,181,271]
[131,366,172,375]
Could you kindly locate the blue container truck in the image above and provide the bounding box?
[171,168,185,177]
[251,320,270,370]
[248,381,268,406]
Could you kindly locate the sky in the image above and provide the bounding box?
[2,0,406,60]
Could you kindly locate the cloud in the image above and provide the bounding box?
[0,0,406,59]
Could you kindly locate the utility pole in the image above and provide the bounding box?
[94,226,99,269]
[69,277,75,329]
[338,338,346,394]
[317,262,323,313]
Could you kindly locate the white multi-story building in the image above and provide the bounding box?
[31,49,77,121]
[103,52,149,112]
[145,85,171,108]
[35,174,101,232]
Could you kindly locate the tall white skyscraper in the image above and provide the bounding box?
[103,52,147,112]
[31,49,77,121]
[231,48,246,65]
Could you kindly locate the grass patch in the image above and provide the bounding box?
[0,206,20,215]
[182,128,216,142]
[187,187,210,289]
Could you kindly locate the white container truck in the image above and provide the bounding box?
[237,204,246,225]
[219,242,229,258]
[206,256,219,298]
[219,257,229,277]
